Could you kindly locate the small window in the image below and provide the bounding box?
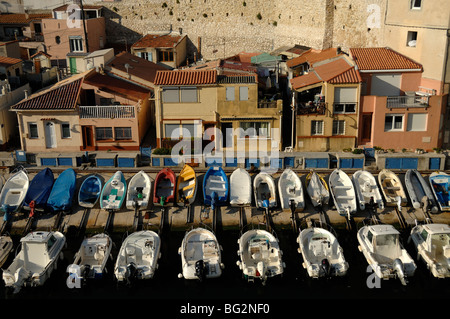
[61,123,71,138]
[69,36,83,52]
[226,87,235,101]
[239,122,270,138]
[385,114,404,131]
[332,120,345,135]
[158,50,174,62]
[407,113,427,131]
[420,229,428,241]
[410,0,422,9]
[180,87,198,103]
[114,127,132,140]
[311,120,323,135]
[165,124,181,139]
[28,122,38,139]
[162,87,179,103]
[239,86,249,101]
[55,36,60,44]
[95,127,113,140]
[407,31,417,47]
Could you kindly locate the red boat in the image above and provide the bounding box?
[153,168,176,206]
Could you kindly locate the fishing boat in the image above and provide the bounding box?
[253,172,277,209]
[0,168,29,219]
[3,231,66,293]
[378,169,407,209]
[67,233,112,281]
[0,235,13,268]
[352,170,384,211]
[78,174,102,208]
[297,227,349,278]
[153,168,176,206]
[236,228,285,285]
[357,224,416,285]
[409,223,450,278]
[329,169,357,218]
[429,171,450,212]
[405,169,438,213]
[305,170,329,208]
[177,227,224,281]
[23,167,54,216]
[229,168,252,206]
[46,168,77,213]
[115,230,161,283]
[175,164,197,206]
[278,168,305,211]
[126,170,151,210]
[100,171,127,211]
[203,166,229,209]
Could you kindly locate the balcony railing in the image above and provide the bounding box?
[79,105,135,119]
[297,102,327,115]
[387,95,429,109]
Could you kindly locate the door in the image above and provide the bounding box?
[44,121,56,148]
[361,113,373,143]
[69,57,77,74]
[81,125,94,150]
[221,122,233,148]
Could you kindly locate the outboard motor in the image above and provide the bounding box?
[159,196,166,206]
[393,258,407,286]
[82,264,91,281]
[321,258,331,277]
[127,262,138,284]
[195,259,206,282]
[211,191,217,210]
[2,204,11,221]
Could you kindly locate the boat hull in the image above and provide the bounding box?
[126,171,151,210]
[175,164,197,206]
[329,169,357,217]
[306,171,329,207]
[429,171,450,212]
[405,169,438,213]
[203,166,229,209]
[278,169,305,211]
[229,168,252,206]
[78,175,102,208]
[47,168,76,212]
[153,168,176,206]
[254,172,277,209]
[378,169,407,207]
[101,171,127,210]
[0,169,29,216]
[23,167,54,211]
[352,170,384,211]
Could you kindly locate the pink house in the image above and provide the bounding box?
[351,47,448,151]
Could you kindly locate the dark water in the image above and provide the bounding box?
[1,224,448,315]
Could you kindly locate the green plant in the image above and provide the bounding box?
[352,148,363,154]
[402,148,407,153]
[373,146,383,150]
[153,147,172,155]
[433,147,442,153]
[342,148,352,152]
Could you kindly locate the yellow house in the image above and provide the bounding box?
[291,56,362,151]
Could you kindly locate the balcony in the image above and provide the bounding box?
[297,102,327,115]
[79,105,135,119]
[387,95,429,109]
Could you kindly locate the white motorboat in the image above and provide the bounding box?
[306,170,329,207]
[67,233,112,282]
[126,170,151,210]
[297,227,349,278]
[2,231,65,293]
[229,168,252,206]
[0,168,29,218]
[409,223,450,278]
[278,168,305,211]
[253,172,277,209]
[178,227,223,281]
[378,169,407,209]
[0,235,13,268]
[115,230,161,283]
[329,169,357,218]
[100,171,127,211]
[405,169,438,213]
[352,170,384,211]
[236,228,285,285]
[357,224,416,285]
[428,171,450,212]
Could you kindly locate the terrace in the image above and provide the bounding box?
[79,105,135,119]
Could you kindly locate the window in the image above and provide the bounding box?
[55,36,60,44]
[158,50,174,62]
[28,123,38,139]
[162,87,179,103]
[115,127,132,140]
[334,87,357,113]
[239,122,270,138]
[226,87,235,101]
[311,120,323,135]
[69,36,83,52]
[137,51,153,61]
[164,123,196,138]
[407,113,427,131]
[333,103,356,114]
[410,0,422,9]
[95,127,113,140]
[239,86,249,101]
[385,114,404,131]
[180,87,198,103]
[420,229,428,241]
[162,87,198,103]
[332,120,345,135]
[407,31,417,47]
[61,123,71,138]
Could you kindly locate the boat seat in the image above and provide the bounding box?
[337,196,354,200]
[182,172,196,180]
[182,184,195,191]
[333,186,352,190]
[385,187,400,190]
[209,187,224,191]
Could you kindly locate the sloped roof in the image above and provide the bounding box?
[132,34,185,49]
[286,48,342,68]
[0,13,51,24]
[0,56,22,67]
[328,67,362,84]
[154,70,217,86]
[349,47,422,71]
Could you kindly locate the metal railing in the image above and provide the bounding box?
[297,102,327,115]
[386,95,429,109]
[79,105,136,119]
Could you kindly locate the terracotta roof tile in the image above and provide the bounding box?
[154,70,217,85]
[0,56,22,66]
[287,48,341,68]
[349,47,422,71]
[0,13,51,24]
[328,67,362,84]
[132,34,184,49]
[290,72,321,90]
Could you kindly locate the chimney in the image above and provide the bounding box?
[24,89,28,99]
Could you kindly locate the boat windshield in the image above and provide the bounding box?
[47,235,57,251]
[431,233,450,246]
[375,234,398,247]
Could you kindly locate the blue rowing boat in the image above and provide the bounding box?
[78,174,102,208]
[203,166,228,210]
[46,168,77,212]
[23,167,54,216]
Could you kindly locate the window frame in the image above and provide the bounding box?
[332,120,345,136]
[28,122,38,139]
[311,120,324,136]
[406,31,418,47]
[239,121,270,138]
[114,127,132,140]
[61,122,71,139]
[384,114,404,132]
[95,127,113,140]
[69,36,83,52]
[410,0,422,10]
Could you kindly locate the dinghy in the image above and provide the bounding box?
[67,233,112,281]
[100,171,127,211]
[352,170,384,211]
[3,231,65,293]
[429,171,450,212]
[178,227,224,281]
[78,174,102,208]
[236,228,285,284]
[126,170,151,210]
[329,169,357,218]
[23,167,54,215]
[278,168,305,211]
[203,166,229,209]
[357,224,416,285]
[0,235,13,268]
[305,170,329,208]
[175,164,197,206]
[0,168,29,219]
[405,169,438,213]
[253,172,277,209]
[409,223,450,278]
[297,227,349,278]
[47,168,76,213]
[115,230,161,283]
[378,169,407,209]
[229,168,252,206]
[153,168,176,206]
